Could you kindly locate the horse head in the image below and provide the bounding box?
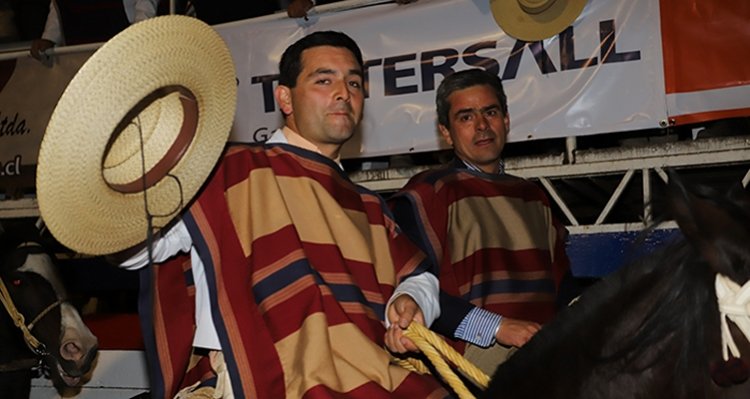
[0,239,98,390]
[666,171,750,387]
[481,173,750,399]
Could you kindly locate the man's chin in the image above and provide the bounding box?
[327,126,356,142]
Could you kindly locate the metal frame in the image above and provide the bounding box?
[3,136,748,225]
[350,135,750,235]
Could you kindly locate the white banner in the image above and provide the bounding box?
[216,0,666,158]
[0,52,93,169]
[15,0,742,167]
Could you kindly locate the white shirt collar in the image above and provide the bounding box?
[267,128,344,170]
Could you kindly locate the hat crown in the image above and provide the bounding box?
[518,0,557,15]
[491,0,588,42]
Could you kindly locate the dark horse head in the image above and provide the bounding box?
[482,172,750,399]
[0,233,98,397]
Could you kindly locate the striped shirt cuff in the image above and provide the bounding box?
[454,308,502,348]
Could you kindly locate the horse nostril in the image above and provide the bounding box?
[61,341,83,361]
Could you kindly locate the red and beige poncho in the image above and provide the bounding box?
[389,163,570,353]
[138,143,449,399]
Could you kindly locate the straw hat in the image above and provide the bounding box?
[36,15,237,255]
[490,0,588,42]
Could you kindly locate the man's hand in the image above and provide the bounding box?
[495,317,541,348]
[384,295,424,353]
[287,0,314,18]
[30,39,55,62]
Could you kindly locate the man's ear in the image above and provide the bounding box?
[438,124,453,147]
[274,85,293,115]
[503,113,510,136]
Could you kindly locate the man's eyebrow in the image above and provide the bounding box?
[453,103,501,117]
[454,107,475,117]
[305,68,363,79]
[307,67,336,77]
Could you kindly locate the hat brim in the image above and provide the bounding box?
[490,0,588,42]
[37,15,237,255]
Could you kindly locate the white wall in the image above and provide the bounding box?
[30,350,149,399]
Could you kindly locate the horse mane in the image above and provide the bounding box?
[602,239,714,372]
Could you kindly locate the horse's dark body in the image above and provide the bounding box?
[482,175,750,398]
[0,236,98,398]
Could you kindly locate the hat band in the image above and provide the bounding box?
[518,0,557,15]
[105,86,199,194]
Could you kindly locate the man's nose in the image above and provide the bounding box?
[476,114,488,130]
[334,80,351,102]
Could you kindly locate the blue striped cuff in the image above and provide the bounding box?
[454,307,502,348]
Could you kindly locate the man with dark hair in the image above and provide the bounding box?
[277,29,363,88]
[389,68,571,374]
[121,31,446,398]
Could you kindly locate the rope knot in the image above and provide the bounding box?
[715,274,750,361]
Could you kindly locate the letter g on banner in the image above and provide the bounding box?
[253,127,272,142]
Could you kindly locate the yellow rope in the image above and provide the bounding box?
[396,323,490,399]
[0,277,46,353]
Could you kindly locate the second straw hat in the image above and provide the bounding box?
[490,0,588,42]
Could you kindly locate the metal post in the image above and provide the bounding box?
[565,136,577,165]
[642,168,652,224]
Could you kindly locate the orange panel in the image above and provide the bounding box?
[660,0,750,94]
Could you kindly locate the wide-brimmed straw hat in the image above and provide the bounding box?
[36,15,237,255]
[490,0,588,42]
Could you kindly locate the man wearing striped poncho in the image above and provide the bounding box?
[389,68,571,376]
[123,31,449,398]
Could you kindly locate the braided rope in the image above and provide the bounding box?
[28,298,62,332]
[397,323,490,399]
[0,276,46,353]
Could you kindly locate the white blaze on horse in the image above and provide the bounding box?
[0,239,98,398]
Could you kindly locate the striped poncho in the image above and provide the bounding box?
[139,143,449,399]
[389,165,570,352]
